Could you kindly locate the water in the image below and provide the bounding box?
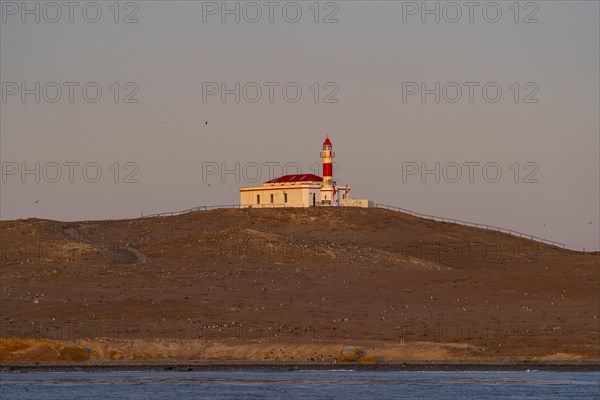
[1,370,599,399]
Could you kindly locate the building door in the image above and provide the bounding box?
[312,193,316,206]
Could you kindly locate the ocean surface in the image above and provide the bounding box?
[1,370,599,399]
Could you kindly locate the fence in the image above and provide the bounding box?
[144,204,240,218]
[375,204,566,249]
[134,203,572,250]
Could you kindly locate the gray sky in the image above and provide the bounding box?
[1,1,598,250]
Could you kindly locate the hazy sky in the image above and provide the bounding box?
[1,1,598,250]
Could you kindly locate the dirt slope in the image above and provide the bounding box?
[1,208,598,363]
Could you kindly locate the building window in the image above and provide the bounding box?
[284,193,288,203]
[270,194,274,204]
[257,194,260,204]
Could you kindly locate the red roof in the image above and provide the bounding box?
[265,174,323,184]
[323,137,332,146]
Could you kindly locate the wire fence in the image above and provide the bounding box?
[95,203,584,251]
[374,204,567,249]
[144,204,241,218]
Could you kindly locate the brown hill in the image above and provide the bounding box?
[1,207,598,364]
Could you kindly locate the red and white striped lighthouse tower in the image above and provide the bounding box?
[320,136,336,206]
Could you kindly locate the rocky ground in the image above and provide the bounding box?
[0,208,598,364]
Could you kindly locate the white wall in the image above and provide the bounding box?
[240,186,316,208]
[339,199,374,208]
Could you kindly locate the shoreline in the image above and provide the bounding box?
[2,361,599,373]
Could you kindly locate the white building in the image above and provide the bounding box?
[240,174,323,208]
[240,137,373,208]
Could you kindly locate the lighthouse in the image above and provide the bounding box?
[320,136,335,206]
[239,135,373,208]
